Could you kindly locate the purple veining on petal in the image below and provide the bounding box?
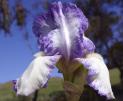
[12,80,17,92]
[32,12,57,37]
[14,55,61,96]
[42,75,51,88]
[33,1,94,58]
[76,53,115,99]
[71,35,95,58]
[37,32,60,56]
[43,81,48,88]
[51,2,89,32]
[82,36,95,52]
[63,3,89,32]
[48,65,55,69]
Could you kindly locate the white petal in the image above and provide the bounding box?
[15,52,61,96]
[76,53,115,99]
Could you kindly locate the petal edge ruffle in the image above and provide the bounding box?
[14,52,61,96]
[75,53,115,99]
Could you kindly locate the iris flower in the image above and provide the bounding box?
[13,1,115,100]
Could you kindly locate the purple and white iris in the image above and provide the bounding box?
[13,1,115,99]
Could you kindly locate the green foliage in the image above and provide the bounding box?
[0,77,63,101]
[110,68,120,85]
[0,70,121,101]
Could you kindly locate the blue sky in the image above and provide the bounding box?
[0,0,121,83]
[0,23,63,83]
[0,0,68,83]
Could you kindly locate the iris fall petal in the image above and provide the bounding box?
[76,53,115,99]
[14,52,60,96]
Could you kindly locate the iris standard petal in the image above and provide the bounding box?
[76,53,115,100]
[33,1,91,59]
[71,35,95,58]
[32,12,57,37]
[33,2,88,37]
[14,52,61,96]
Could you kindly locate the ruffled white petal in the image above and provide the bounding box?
[15,52,61,96]
[76,53,115,99]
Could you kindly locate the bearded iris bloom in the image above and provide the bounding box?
[13,1,115,100]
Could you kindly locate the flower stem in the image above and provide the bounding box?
[63,66,88,101]
[32,90,38,101]
[63,81,82,101]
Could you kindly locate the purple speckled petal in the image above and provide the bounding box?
[12,80,17,92]
[75,53,115,100]
[82,35,95,53]
[32,12,57,37]
[51,2,89,32]
[33,2,88,37]
[43,81,48,88]
[33,1,91,59]
[71,35,95,58]
[14,52,61,96]
[37,30,61,56]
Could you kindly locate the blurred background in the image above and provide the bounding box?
[0,0,123,101]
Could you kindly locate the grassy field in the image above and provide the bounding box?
[0,77,64,101]
[110,68,120,85]
[0,68,121,101]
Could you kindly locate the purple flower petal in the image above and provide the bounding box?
[12,80,17,92]
[75,53,115,100]
[33,2,88,37]
[43,81,48,88]
[71,35,95,58]
[15,52,61,96]
[32,1,92,59]
[32,12,57,37]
